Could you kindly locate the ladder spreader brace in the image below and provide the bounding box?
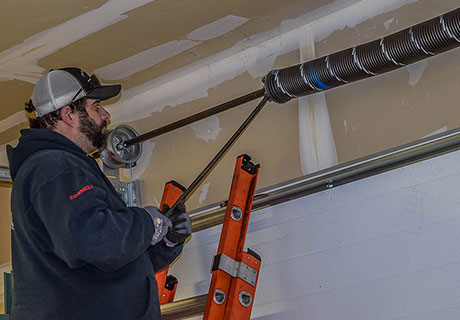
[157,154,262,319]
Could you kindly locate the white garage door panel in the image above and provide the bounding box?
[169,149,460,319]
[293,262,460,319]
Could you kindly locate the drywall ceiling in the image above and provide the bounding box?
[0,0,348,150]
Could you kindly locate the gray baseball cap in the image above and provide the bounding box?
[31,67,121,117]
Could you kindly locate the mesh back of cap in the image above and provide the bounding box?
[32,70,83,117]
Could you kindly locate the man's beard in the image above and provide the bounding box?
[78,114,108,150]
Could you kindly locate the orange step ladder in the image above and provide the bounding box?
[157,154,262,319]
[204,154,261,319]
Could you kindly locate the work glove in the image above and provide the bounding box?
[162,203,192,247]
[144,206,172,246]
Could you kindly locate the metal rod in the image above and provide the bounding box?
[187,126,460,232]
[124,88,265,147]
[164,95,269,218]
[160,294,207,319]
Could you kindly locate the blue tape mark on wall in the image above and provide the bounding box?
[310,67,333,90]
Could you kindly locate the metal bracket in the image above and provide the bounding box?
[120,180,141,207]
[211,253,258,286]
[103,164,142,207]
[0,166,11,181]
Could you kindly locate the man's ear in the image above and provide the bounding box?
[59,106,77,127]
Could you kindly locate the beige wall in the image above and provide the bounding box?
[0,187,11,264]
[1,1,460,266]
[122,1,460,211]
[317,0,460,163]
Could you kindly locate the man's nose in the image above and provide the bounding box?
[101,107,111,121]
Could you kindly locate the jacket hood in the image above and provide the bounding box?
[7,128,87,180]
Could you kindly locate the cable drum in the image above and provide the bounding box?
[263,7,460,103]
[100,125,142,169]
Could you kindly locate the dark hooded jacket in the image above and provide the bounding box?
[7,128,182,320]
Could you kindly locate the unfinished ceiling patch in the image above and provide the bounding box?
[95,15,249,81]
[187,15,249,41]
[298,94,338,175]
[0,0,154,84]
[407,60,428,86]
[308,0,418,41]
[94,40,201,80]
[198,182,211,204]
[384,18,396,29]
[189,116,223,142]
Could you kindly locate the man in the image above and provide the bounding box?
[7,67,192,320]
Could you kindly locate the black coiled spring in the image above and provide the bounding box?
[263,7,460,103]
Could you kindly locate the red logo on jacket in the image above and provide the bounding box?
[69,185,94,200]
